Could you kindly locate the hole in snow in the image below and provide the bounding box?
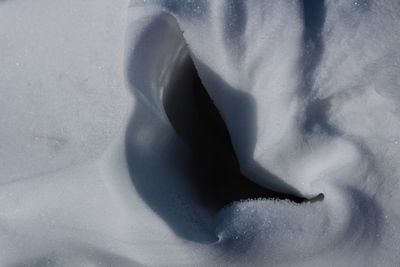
[162,54,318,212]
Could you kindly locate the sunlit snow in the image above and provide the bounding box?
[1,0,399,266]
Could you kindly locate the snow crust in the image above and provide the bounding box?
[1,0,400,266]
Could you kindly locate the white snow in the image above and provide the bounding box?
[1,0,400,266]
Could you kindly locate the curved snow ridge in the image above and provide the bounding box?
[214,185,380,263]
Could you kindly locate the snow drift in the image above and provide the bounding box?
[0,0,400,266]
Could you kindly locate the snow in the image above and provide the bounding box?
[1,0,400,266]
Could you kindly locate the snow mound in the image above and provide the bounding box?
[1,0,400,266]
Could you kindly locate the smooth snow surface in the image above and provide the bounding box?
[1,0,400,266]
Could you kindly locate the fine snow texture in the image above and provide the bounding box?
[1,0,400,266]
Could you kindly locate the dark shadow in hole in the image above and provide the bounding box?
[191,58,325,201]
[125,13,323,243]
[164,56,312,211]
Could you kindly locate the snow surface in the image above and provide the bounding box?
[1,0,400,266]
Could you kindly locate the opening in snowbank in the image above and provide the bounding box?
[162,48,314,210]
[125,13,323,242]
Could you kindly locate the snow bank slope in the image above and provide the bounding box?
[126,1,400,266]
[0,0,400,266]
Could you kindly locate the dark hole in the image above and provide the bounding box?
[163,55,321,212]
